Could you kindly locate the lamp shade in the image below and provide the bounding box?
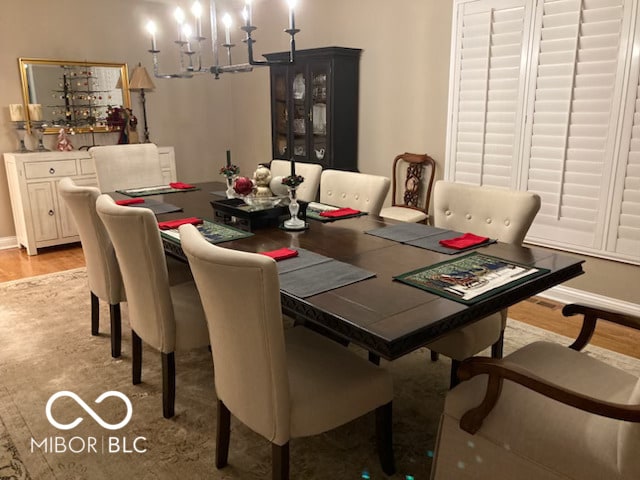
[129,63,155,90]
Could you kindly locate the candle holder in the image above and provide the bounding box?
[283,186,307,230]
[11,121,31,153]
[225,175,237,199]
[220,163,240,199]
[31,121,51,152]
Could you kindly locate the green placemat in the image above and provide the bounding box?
[160,220,253,245]
[394,252,549,304]
[305,202,368,222]
[117,185,200,197]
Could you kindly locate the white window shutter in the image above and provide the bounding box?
[446,0,532,187]
[522,0,629,249]
[609,70,640,258]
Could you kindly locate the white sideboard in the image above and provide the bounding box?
[4,146,176,255]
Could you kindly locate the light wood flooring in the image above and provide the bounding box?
[1,244,638,359]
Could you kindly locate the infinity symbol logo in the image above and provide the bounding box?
[46,391,133,431]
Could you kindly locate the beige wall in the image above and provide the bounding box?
[0,0,637,304]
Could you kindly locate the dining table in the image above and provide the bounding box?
[111,181,585,362]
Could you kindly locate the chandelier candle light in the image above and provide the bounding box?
[144,0,300,80]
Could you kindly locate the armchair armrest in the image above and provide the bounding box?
[457,357,640,435]
[563,303,640,351]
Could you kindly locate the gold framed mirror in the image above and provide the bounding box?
[18,58,131,134]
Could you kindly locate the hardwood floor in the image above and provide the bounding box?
[1,243,638,359]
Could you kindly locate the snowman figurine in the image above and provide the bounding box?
[253,165,273,197]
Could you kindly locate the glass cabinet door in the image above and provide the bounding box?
[310,65,328,165]
[273,69,289,158]
[291,68,307,159]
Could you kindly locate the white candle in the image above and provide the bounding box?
[287,0,296,29]
[245,0,253,26]
[191,2,203,38]
[222,13,232,44]
[183,24,193,52]
[146,20,157,51]
[9,104,24,122]
[28,104,42,121]
[174,7,185,41]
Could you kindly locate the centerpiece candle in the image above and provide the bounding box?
[226,150,231,167]
[291,158,296,176]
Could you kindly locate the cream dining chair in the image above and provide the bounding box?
[269,159,322,202]
[431,304,640,480]
[90,143,164,193]
[319,169,390,215]
[427,181,541,386]
[58,177,124,358]
[179,224,395,479]
[96,194,209,418]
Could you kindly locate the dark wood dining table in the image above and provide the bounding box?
[113,181,585,361]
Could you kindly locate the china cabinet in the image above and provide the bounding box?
[4,147,175,255]
[265,47,361,172]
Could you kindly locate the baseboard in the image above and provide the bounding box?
[0,236,18,250]
[539,285,640,317]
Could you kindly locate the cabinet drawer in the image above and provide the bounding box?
[25,160,77,179]
[79,158,96,175]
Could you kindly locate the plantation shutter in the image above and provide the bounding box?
[609,70,640,258]
[447,0,532,187]
[522,0,628,249]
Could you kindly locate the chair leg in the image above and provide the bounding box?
[109,303,121,358]
[216,400,231,469]
[491,329,505,359]
[368,352,380,365]
[162,352,176,419]
[375,401,395,476]
[272,442,290,480]
[430,350,439,361]
[90,292,99,336]
[132,330,142,385]
[449,359,461,389]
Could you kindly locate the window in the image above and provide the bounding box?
[447,0,640,264]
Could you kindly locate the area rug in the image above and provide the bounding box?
[0,269,638,480]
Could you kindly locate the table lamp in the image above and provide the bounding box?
[128,63,156,143]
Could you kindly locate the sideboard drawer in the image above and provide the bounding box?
[24,160,77,179]
[79,158,96,175]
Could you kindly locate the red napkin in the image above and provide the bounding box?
[319,207,361,218]
[260,248,299,261]
[169,182,196,190]
[157,217,203,230]
[116,198,145,206]
[439,232,490,250]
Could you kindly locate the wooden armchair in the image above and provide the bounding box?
[431,304,640,480]
[379,152,436,223]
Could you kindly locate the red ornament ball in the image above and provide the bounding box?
[233,176,255,196]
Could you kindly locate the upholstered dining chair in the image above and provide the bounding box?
[58,177,124,358]
[90,143,164,193]
[431,304,640,480]
[179,224,395,480]
[379,152,436,223]
[319,169,390,216]
[269,159,323,202]
[427,181,541,386]
[96,194,209,418]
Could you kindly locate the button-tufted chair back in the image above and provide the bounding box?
[320,169,390,215]
[433,181,541,244]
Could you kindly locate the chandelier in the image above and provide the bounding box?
[144,0,299,79]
